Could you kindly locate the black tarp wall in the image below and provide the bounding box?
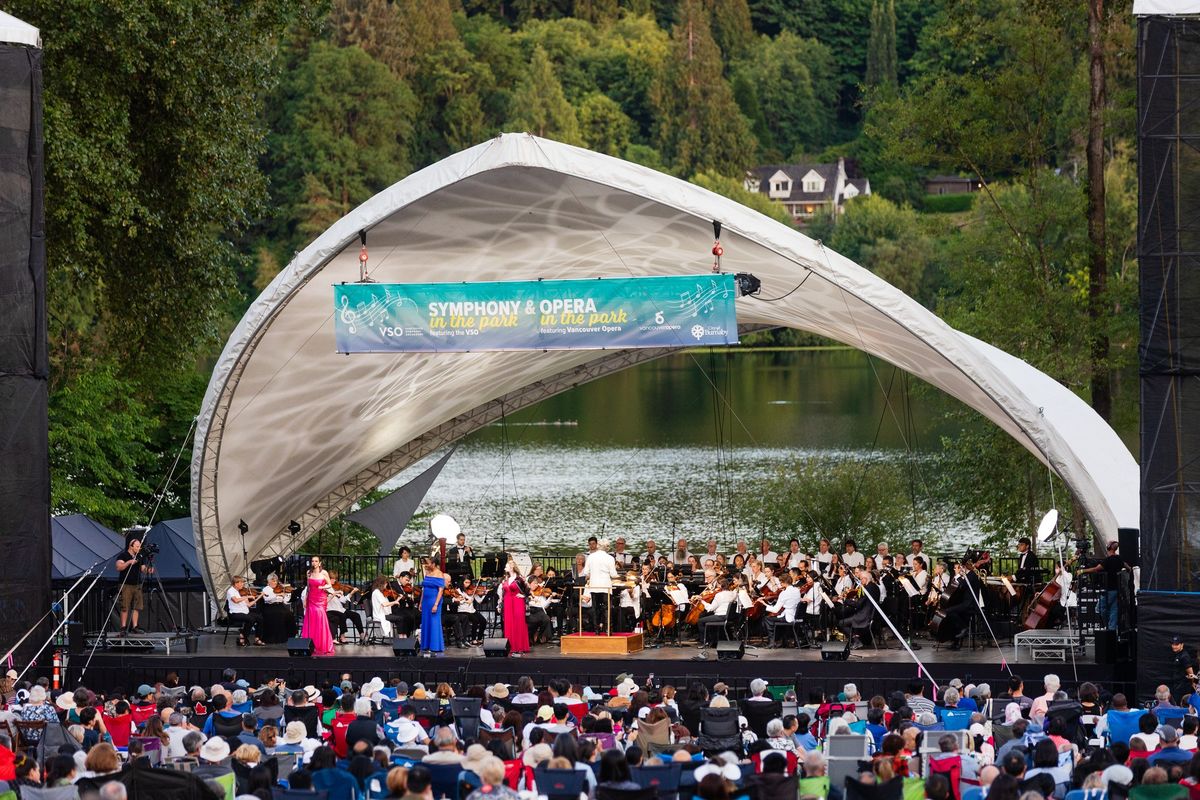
[0,40,47,662]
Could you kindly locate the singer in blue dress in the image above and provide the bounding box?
[419,558,446,655]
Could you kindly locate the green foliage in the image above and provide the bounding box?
[651,0,755,177]
[49,364,157,527]
[740,455,932,548]
[922,193,975,213]
[731,32,837,160]
[507,45,585,144]
[268,42,416,251]
[690,172,794,227]
[706,0,754,60]
[827,195,931,298]
[12,0,316,377]
[866,0,898,91]
[578,93,635,155]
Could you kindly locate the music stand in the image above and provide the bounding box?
[644,583,673,647]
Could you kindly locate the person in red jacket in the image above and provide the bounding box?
[0,732,16,782]
[328,694,358,758]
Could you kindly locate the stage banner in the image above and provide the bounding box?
[333,274,739,353]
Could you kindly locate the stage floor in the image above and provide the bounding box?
[70,629,1133,700]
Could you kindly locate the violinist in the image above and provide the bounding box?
[227,576,265,647]
[941,561,984,650]
[453,577,487,647]
[325,570,364,645]
[696,577,736,648]
[371,575,405,640]
[525,575,556,644]
[613,537,634,568]
[543,567,569,634]
[763,575,803,647]
[386,572,420,638]
[260,573,296,644]
[760,563,782,593]
[833,562,855,597]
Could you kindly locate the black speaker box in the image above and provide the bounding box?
[716,640,745,660]
[483,637,511,658]
[67,621,85,654]
[286,637,313,657]
[1118,528,1140,568]
[821,641,851,661]
[1094,629,1118,664]
[392,638,418,657]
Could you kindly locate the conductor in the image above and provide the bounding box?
[581,538,621,635]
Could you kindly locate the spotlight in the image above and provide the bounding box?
[735,272,761,297]
[237,519,249,535]
[287,520,302,535]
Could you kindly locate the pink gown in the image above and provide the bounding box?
[301,576,335,656]
[502,578,530,653]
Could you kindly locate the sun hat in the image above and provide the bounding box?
[1101,765,1134,787]
[462,743,490,774]
[56,692,76,711]
[523,743,554,768]
[283,721,307,744]
[200,737,231,762]
[363,677,385,696]
[487,683,510,700]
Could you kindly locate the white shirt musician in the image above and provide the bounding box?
[392,547,416,578]
[226,577,263,645]
[758,540,778,565]
[581,539,621,634]
[260,575,291,604]
[801,582,823,617]
[785,539,807,570]
[909,561,930,594]
[814,539,835,575]
[765,582,802,624]
[835,572,854,597]
[642,540,660,566]
[873,543,891,571]
[841,541,866,570]
[671,539,693,566]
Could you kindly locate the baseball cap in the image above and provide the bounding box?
[1171,635,1184,644]
[136,684,154,698]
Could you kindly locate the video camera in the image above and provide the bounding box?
[137,542,160,565]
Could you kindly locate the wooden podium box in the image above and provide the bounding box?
[560,632,644,656]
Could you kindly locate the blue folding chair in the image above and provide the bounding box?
[426,762,465,800]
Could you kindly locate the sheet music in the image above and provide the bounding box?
[899,576,919,597]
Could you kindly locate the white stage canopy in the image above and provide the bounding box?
[191,133,1138,596]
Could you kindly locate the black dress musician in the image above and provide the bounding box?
[838,568,879,650]
[942,563,984,650]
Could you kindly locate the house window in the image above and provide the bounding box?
[803,179,822,193]
[773,181,790,193]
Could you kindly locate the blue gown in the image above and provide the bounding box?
[420,575,446,652]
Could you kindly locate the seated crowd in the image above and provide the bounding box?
[0,667,1197,800]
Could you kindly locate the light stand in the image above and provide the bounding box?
[1036,509,1079,682]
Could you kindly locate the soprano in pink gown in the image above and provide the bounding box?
[502,578,530,654]
[301,576,335,656]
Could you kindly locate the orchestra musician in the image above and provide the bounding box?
[543,567,569,634]
[613,537,634,568]
[814,538,836,576]
[671,539,692,567]
[227,575,265,647]
[873,542,890,571]
[386,572,420,638]
[730,539,750,562]
[370,576,405,640]
[838,567,879,650]
[642,539,660,566]
[525,575,556,644]
[324,570,364,645]
[1014,537,1040,588]
[785,539,806,569]
[617,571,641,632]
[941,561,984,650]
[259,573,295,644]
[446,532,473,580]
[841,539,866,570]
[763,574,804,647]
[910,539,925,561]
[452,576,487,647]
[758,538,778,565]
[581,538,621,634]
[695,577,737,648]
[391,546,416,579]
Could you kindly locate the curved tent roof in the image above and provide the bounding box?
[191,133,1138,596]
[51,515,124,582]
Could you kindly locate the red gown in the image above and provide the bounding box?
[501,578,530,653]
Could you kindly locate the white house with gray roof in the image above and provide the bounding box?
[744,158,870,225]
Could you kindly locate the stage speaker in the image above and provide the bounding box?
[821,641,851,661]
[1118,528,1140,568]
[716,640,745,660]
[483,638,511,658]
[286,637,313,657]
[1094,629,1118,664]
[392,638,418,657]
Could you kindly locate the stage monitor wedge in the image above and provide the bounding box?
[821,641,851,661]
[483,637,511,658]
[286,637,313,657]
[716,640,745,660]
[392,638,418,657]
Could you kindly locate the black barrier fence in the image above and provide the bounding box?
[1138,13,1200,592]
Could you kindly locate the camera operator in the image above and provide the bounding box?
[115,534,155,635]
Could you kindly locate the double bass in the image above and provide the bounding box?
[1021,580,1062,630]
[928,571,965,642]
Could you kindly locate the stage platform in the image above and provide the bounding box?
[69,630,1134,699]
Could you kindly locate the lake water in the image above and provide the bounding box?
[384,348,1136,554]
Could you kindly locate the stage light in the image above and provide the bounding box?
[430,514,460,543]
[1036,509,1059,544]
[288,520,301,535]
[820,641,851,661]
[735,273,761,297]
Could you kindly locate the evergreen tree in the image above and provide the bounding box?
[651,0,755,177]
[578,93,634,155]
[706,0,753,60]
[508,46,585,145]
[866,0,898,91]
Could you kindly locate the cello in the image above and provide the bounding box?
[1021,580,1062,630]
[928,572,965,642]
[685,587,717,626]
